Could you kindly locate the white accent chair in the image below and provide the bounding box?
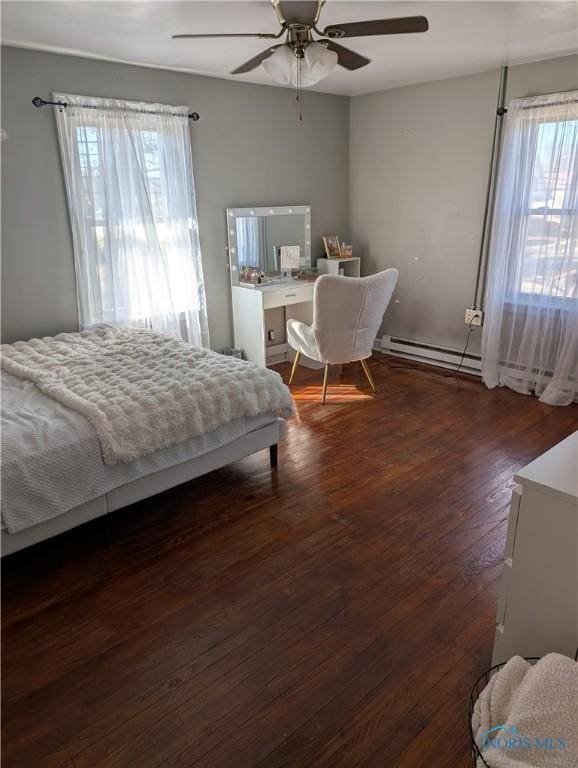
[287,269,399,403]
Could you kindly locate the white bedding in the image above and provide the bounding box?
[1,371,278,533]
[1,325,294,465]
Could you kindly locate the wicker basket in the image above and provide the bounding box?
[467,658,540,767]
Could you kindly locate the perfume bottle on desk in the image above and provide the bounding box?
[240,266,266,285]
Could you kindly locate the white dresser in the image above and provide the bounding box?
[492,431,578,664]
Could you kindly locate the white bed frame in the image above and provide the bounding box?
[1,418,285,556]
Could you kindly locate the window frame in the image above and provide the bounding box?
[503,113,578,304]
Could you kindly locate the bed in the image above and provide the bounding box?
[1,326,294,555]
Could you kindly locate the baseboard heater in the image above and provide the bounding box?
[375,335,482,376]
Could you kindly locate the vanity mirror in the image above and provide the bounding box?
[227,205,311,286]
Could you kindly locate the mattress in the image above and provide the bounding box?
[1,372,277,533]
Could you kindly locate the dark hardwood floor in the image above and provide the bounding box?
[2,354,577,767]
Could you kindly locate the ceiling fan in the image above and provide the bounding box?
[173,1,429,88]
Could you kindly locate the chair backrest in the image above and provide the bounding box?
[312,269,399,364]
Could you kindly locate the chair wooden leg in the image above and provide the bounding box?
[360,358,377,393]
[289,352,301,385]
[322,364,329,404]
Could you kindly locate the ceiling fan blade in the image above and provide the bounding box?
[321,41,370,71]
[276,1,324,26]
[231,45,282,75]
[172,32,280,40]
[323,16,429,39]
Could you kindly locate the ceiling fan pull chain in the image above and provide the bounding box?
[296,57,303,123]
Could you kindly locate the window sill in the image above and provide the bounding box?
[504,294,578,313]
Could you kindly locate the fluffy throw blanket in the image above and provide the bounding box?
[472,653,578,767]
[1,325,294,465]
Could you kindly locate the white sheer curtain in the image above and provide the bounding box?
[54,93,209,346]
[482,91,578,406]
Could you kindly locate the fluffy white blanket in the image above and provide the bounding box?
[1,325,294,465]
[472,653,578,767]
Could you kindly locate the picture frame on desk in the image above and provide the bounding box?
[341,244,353,258]
[322,235,341,259]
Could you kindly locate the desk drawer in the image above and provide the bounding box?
[263,284,314,310]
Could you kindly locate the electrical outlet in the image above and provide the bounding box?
[267,329,276,341]
[465,309,484,327]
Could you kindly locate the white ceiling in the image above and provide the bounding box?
[2,1,577,96]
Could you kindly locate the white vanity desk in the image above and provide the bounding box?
[231,278,316,368]
[227,203,320,368]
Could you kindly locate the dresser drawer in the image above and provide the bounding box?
[495,559,512,625]
[504,484,522,559]
[263,284,314,310]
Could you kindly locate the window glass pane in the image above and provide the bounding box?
[518,213,577,297]
[515,118,578,298]
[74,124,172,305]
[139,130,166,220]
[528,120,577,211]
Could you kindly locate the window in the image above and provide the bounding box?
[76,127,169,223]
[514,117,578,298]
[482,91,578,406]
[55,94,209,346]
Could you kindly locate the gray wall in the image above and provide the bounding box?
[350,54,578,353]
[1,46,350,348]
[3,47,577,353]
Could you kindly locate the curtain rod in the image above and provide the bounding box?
[32,96,200,121]
[499,94,578,115]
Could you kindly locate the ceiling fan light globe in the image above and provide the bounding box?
[294,73,318,88]
[262,44,295,85]
[301,41,338,85]
[292,67,327,88]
